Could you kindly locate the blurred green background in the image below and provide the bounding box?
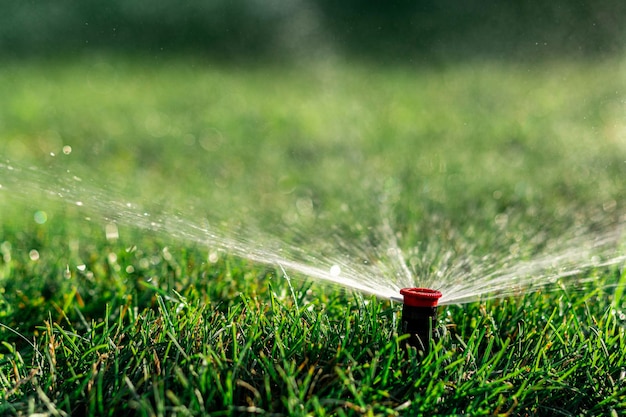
[1,1,626,262]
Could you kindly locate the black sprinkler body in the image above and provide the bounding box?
[400,288,442,353]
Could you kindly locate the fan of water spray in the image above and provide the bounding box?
[1,159,625,309]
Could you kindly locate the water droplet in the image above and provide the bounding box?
[34,211,48,224]
[105,223,119,240]
[495,213,508,228]
[296,197,314,218]
[29,249,40,261]
[76,201,84,207]
[50,152,56,157]
[330,265,341,277]
[77,264,86,272]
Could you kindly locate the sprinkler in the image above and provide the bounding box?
[399,288,442,353]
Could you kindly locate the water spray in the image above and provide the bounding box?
[399,288,442,353]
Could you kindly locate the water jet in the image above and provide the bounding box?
[399,287,442,352]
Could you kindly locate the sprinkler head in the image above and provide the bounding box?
[399,288,442,353]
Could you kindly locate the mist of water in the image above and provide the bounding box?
[1,160,624,305]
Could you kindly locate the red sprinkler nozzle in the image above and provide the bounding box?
[399,288,442,353]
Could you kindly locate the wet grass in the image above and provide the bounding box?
[0,237,624,415]
[1,55,626,415]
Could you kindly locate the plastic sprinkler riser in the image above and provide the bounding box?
[399,288,442,353]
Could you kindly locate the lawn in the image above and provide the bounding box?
[1,55,625,415]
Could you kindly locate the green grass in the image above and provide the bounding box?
[1,55,626,415]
